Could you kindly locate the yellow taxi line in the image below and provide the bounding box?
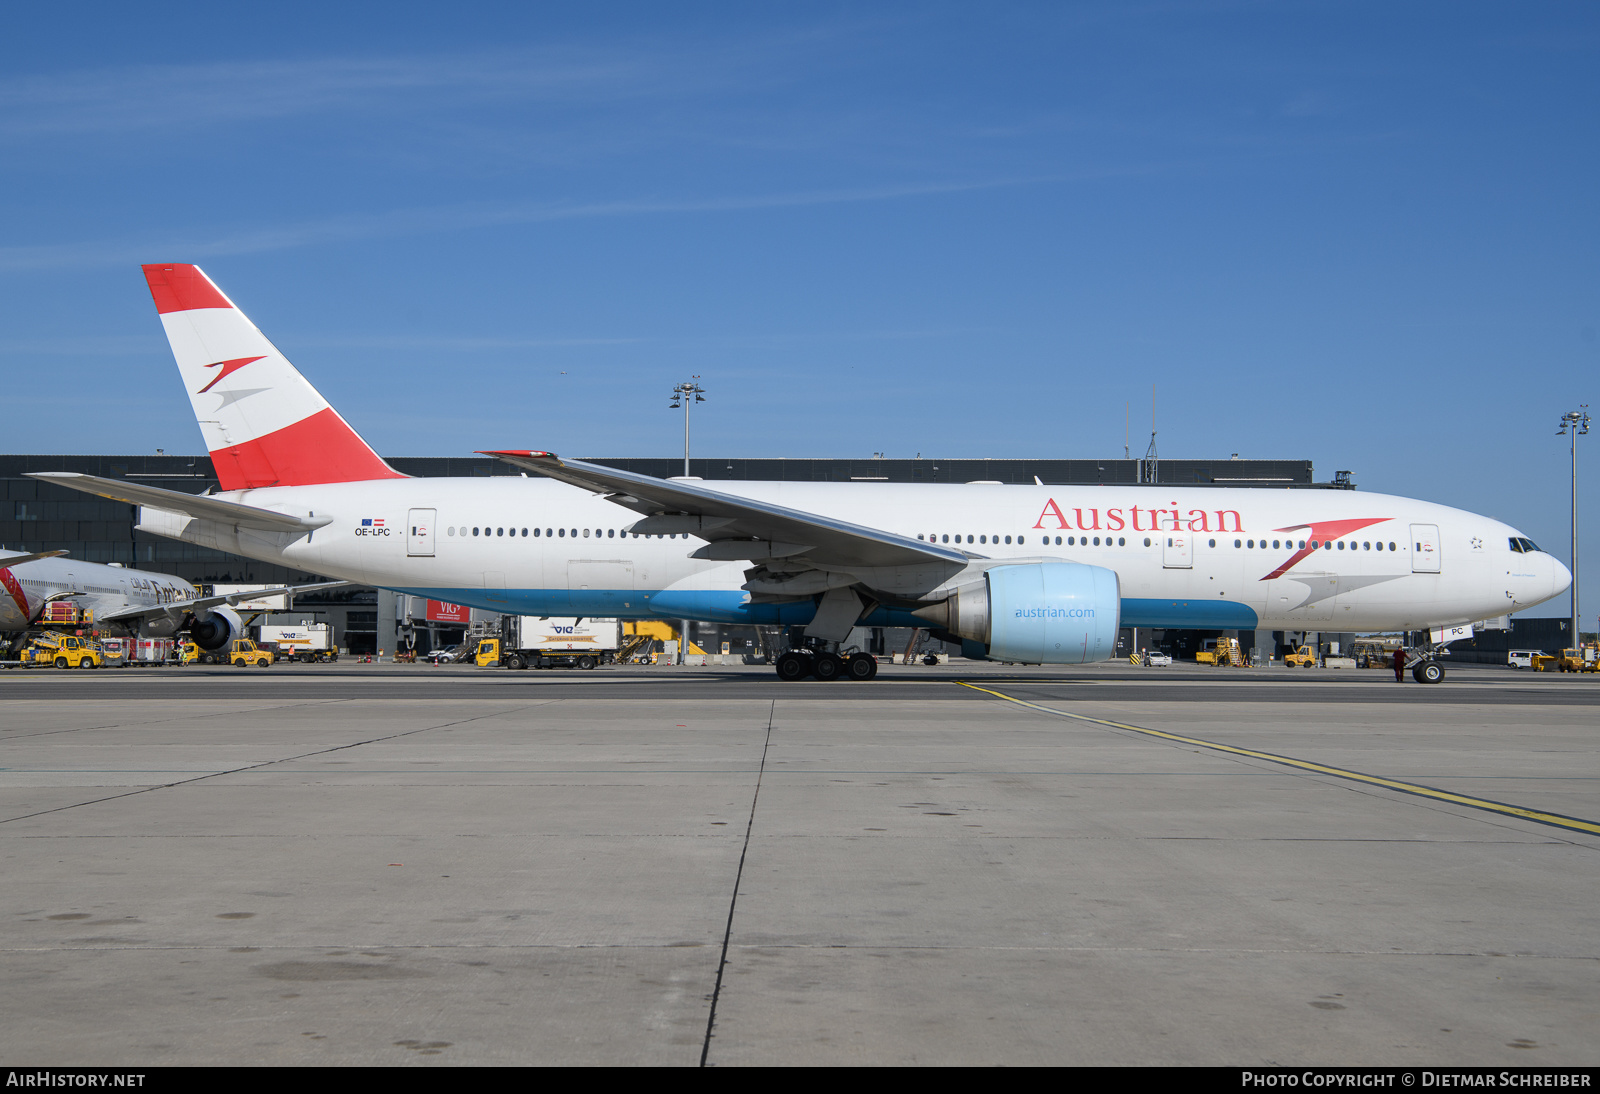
[957,681,1600,837]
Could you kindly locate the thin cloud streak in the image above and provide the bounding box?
[0,50,684,139]
[293,325,992,352]
[0,175,1074,272]
[0,335,156,356]
[0,24,878,142]
[297,335,648,350]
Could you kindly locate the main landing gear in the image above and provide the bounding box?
[775,643,878,681]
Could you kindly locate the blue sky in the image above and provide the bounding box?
[2,2,1595,620]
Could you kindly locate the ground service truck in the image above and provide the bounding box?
[475,617,623,670]
[258,624,338,663]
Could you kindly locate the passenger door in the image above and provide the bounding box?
[407,509,435,557]
[1162,533,1193,569]
[1410,524,1441,573]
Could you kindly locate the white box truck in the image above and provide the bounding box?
[492,617,623,670]
[258,623,338,663]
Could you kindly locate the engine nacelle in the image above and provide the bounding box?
[914,562,1121,664]
[140,615,180,638]
[188,606,243,651]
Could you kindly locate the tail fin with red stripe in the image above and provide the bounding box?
[141,264,405,492]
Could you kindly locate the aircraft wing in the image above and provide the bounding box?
[26,473,332,533]
[94,580,351,626]
[480,450,968,569]
[0,550,70,568]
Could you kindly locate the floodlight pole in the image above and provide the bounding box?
[1558,407,1589,646]
[670,378,706,477]
[668,378,707,663]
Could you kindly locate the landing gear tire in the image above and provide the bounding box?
[846,653,877,681]
[1414,661,1445,684]
[776,651,812,681]
[577,655,597,671]
[813,652,844,681]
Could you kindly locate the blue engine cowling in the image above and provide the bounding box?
[916,562,1121,664]
[986,562,1120,664]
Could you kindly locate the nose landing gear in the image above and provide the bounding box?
[1412,660,1446,684]
[1401,642,1448,684]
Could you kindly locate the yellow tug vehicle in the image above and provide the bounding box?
[23,632,104,669]
[1556,646,1598,673]
[227,639,274,668]
[1283,644,1318,668]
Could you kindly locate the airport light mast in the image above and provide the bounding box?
[1557,406,1589,647]
[669,379,706,477]
[669,379,707,664]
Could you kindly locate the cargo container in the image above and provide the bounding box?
[134,637,174,664]
[39,601,87,625]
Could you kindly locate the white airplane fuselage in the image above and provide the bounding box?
[57,262,1566,657]
[139,477,1570,635]
[0,552,195,634]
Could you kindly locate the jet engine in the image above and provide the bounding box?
[141,614,180,638]
[187,605,243,651]
[912,562,1121,664]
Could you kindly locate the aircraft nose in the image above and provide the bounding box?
[1551,555,1573,599]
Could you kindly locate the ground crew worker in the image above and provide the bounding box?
[1393,647,1406,683]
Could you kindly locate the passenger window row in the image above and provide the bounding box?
[442,526,696,540]
[430,526,1402,555]
[1201,538,1400,551]
[915,533,1144,547]
[903,535,1404,553]
[918,534,1026,545]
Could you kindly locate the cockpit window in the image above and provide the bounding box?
[1520,538,1541,553]
[1509,537,1523,553]
[1510,537,1542,553]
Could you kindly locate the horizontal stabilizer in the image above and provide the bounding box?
[0,549,70,568]
[26,473,332,533]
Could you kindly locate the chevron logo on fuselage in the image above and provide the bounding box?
[1260,517,1392,581]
